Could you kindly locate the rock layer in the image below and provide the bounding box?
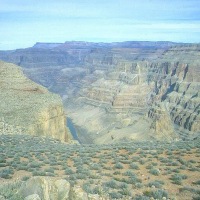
[0,42,199,143]
[0,61,70,142]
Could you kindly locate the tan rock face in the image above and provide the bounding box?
[19,176,104,200]
[70,186,88,200]
[19,177,70,200]
[0,61,70,142]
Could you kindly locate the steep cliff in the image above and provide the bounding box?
[0,61,71,142]
[65,45,200,143]
[146,45,200,139]
[0,42,199,144]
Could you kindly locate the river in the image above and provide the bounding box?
[67,117,94,144]
[67,118,81,144]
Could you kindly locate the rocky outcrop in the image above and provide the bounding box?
[0,61,71,142]
[24,194,41,200]
[19,177,70,200]
[19,177,102,200]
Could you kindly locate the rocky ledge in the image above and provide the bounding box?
[0,61,71,142]
[18,176,101,200]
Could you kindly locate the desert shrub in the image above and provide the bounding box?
[102,166,112,170]
[76,173,87,179]
[82,183,93,194]
[189,167,199,172]
[119,183,129,189]
[179,165,187,170]
[21,176,30,181]
[130,163,139,170]
[169,161,179,166]
[113,171,121,175]
[179,187,200,197]
[119,188,131,196]
[159,157,169,163]
[0,167,14,179]
[139,159,145,164]
[172,168,180,173]
[120,160,131,164]
[123,170,134,176]
[92,186,102,195]
[148,180,164,188]
[28,161,41,168]
[149,168,160,176]
[90,163,100,170]
[109,192,123,199]
[132,156,140,162]
[151,162,158,166]
[178,158,190,166]
[146,164,153,169]
[45,167,54,173]
[69,174,77,181]
[163,168,172,175]
[0,158,6,163]
[0,181,22,200]
[143,189,168,199]
[0,163,7,167]
[16,165,29,171]
[88,173,100,179]
[135,183,143,188]
[128,176,141,185]
[193,180,200,185]
[135,195,150,200]
[69,180,77,187]
[32,170,46,176]
[104,180,118,189]
[170,173,187,185]
[114,162,123,169]
[64,168,73,174]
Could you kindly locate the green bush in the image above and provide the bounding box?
[0,182,22,200]
[149,168,160,176]
[0,167,14,179]
[148,180,164,188]
[130,163,139,170]
[143,189,168,199]
[109,192,123,199]
[21,176,30,181]
[114,162,123,169]
[170,173,187,185]
[104,180,118,189]
[193,180,200,185]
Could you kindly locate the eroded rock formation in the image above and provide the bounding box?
[19,176,102,200]
[0,42,199,143]
[0,61,71,142]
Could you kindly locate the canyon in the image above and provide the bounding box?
[0,41,199,144]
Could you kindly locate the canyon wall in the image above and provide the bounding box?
[0,42,199,143]
[0,61,71,142]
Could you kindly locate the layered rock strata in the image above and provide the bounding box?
[0,42,199,143]
[0,61,71,142]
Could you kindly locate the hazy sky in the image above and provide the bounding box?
[0,0,200,50]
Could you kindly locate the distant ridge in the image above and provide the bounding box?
[33,42,63,49]
[32,41,180,50]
